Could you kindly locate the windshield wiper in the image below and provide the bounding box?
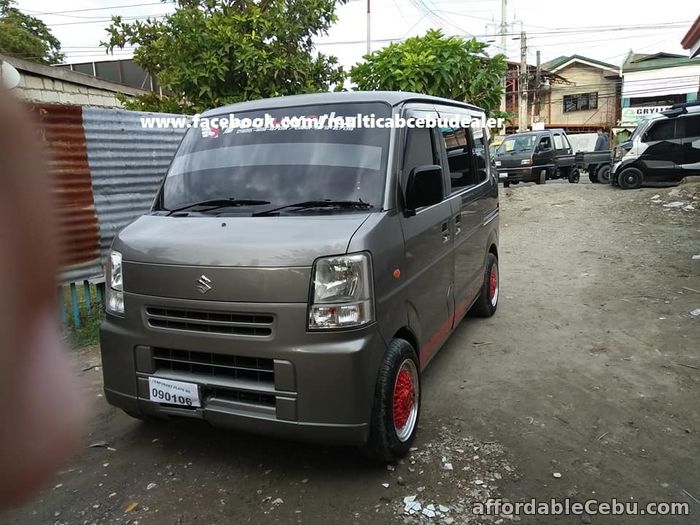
[253,199,373,217]
[165,198,270,216]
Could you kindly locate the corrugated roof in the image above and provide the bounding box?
[541,55,619,73]
[622,52,700,72]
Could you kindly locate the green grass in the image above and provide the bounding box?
[61,283,105,349]
[66,306,104,348]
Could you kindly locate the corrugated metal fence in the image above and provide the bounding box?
[30,103,187,327]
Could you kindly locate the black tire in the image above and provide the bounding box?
[589,171,599,184]
[365,339,421,463]
[568,169,580,184]
[535,170,546,185]
[618,167,643,189]
[468,253,499,318]
[503,180,510,188]
[596,164,611,184]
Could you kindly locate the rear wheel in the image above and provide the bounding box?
[618,167,643,189]
[468,253,499,318]
[568,168,580,184]
[365,339,420,463]
[596,164,611,184]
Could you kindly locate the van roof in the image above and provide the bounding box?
[201,91,484,117]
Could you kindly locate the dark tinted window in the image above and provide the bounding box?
[440,125,475,192]
[645,120,675,142]
[679,115,700,138]
[403,127,437,176]
[471,126,488,184]
[160,103,391,212]
[539,136,552,150]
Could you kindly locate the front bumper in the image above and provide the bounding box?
[100,293,387,445]
[497,167,535,183]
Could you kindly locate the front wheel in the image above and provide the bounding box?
[618,167,643,189]
[568,168,580,184]
[365,339,421,463]
[535,170,546,185]
[503,180,510,188]
[469,253,499,318]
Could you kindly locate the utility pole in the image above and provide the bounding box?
[499,0,508,127]
[366,0,371,55]
[532,50,541,126]
[518,31,528,132]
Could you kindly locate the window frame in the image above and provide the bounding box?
[563,92,599,113]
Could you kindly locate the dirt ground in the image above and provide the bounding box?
[6,178,700,525]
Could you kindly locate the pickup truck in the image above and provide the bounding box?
[575,150,613,183]
[493,129,580,187]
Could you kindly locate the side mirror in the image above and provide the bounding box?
[404,164,443,216]
[535,145,542,153]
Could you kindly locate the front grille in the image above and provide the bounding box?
[209,387,276,407]
[152,348,274,386]
[146,307,274,337]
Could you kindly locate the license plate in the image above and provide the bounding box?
[148,377,201,407]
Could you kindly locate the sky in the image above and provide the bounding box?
[14,0,700,69]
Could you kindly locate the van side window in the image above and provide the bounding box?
[645,120,675,142]
[471,126,488,183]
[403,127,439,179]
[539,136,552,150]
[553,134,563,150]
[679,115,700,138]
[441,125,477,192]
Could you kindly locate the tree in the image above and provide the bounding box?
[350,29,507,115]
[103,0,346,112]
[0,0,64,64]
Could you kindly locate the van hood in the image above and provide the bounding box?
[114,213,371,267]
[495,150,533,169]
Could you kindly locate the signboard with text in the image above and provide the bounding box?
[620,106,672,126]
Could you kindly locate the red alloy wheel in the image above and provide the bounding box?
[392,359,419,442]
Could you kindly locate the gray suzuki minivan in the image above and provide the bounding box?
[100,92,500,462]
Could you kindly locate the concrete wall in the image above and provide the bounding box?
[14,71,125,108]
[542,62,619,128]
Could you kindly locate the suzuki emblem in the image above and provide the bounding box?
[195,275,212,294]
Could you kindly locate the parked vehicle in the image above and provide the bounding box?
[493,129,580,187]
[575,150,613,183]
[99,92,500,462]
[611,101,700,189]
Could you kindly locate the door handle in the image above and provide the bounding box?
[454,214,462,235]
[441,222,450,243]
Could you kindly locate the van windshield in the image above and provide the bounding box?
[159,102,391,214]
[496,134,537,154]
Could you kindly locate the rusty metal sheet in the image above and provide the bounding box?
[29,103,102,283]
[82,107,186,264]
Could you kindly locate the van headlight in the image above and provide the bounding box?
[106,250,124,315]
[495,160,502,167]
[308,253,374,330]
[521,159,532,165]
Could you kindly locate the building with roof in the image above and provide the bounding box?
[681,15,700,58]
[619,52,700,126]
[1,53,147,107]
[537,55,621,133]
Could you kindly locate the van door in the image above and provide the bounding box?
[639,118,681,180]
[436,111,489,321]
[678,114,700,177]
[398,109,454,365]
